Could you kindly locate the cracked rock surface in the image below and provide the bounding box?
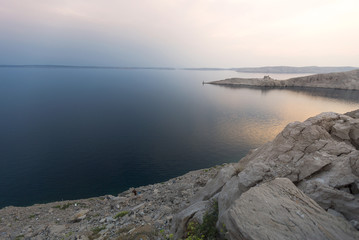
[222,178,359,240]
[173,109,359,239]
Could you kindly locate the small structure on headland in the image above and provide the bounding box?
[263,75,273,80]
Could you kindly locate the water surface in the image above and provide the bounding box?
[1,68,358,208]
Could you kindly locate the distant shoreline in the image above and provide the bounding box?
[207,69,359,91]
[0,65,357,74]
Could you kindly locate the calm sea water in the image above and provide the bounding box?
[1,68,359,208]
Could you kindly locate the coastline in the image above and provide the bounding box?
[207,69,359,91]
[0,163,233,239]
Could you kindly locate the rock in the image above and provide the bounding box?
[350,220,359,230]
[69,209,89,223]
[350,180,359,194]
[76,235,89,240]
[190,164,238,204]
[218,112,359,221]
[171,201,211,239]
[346,109,359,119]
[219,178,359,240]
[174,110,359,238]
[49,224,66,235]
[327,208,346,219]
[298,180,359,222]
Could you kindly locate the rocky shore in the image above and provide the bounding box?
[0,164,229,240]
[2,109,359,240]
[208,69,359,90]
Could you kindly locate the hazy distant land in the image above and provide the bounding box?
[231,66,357,74]
[208,69,359,90]
[0,65,357,74]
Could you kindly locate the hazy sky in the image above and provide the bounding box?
[0,0,358,67]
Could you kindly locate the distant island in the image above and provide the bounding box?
[230,66,358,74]
[207,69,359,91]
[1,65,357,74]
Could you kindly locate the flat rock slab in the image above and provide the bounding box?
[221,178,359,240]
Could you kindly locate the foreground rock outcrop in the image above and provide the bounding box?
[208,69,359,90]
[222,178,359,240]
[173,109,359,239]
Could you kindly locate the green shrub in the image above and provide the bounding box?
[91,225,106,235]
[52,202,71,210]
[114,211,129,219]
[185,200,220,240]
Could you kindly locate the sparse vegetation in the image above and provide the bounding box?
[89,225,106,240]
[185,200,221,240]
[28,214,38,219]
[15,235,24,240]
[52,202,71,210]
[114,211,129,219]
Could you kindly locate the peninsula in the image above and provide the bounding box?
[208,69,359,91]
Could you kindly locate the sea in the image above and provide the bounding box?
[1,67,359,208]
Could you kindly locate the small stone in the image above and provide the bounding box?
[106,223,114,229]
[49,225,66,235]
[106,217,115,222]
[350,220,359,230]
[76,235,89,240]
[69,209,89,223]
[143,215,152,222]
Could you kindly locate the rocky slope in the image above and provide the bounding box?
[173,109,359,239]
[208,69,359,90]
[0,165,230,240]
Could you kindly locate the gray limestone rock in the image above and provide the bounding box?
[220,178,359,240]
[174,110,359,238]
[48,225,66,235]
[190,164,238,204]
[69,209,89,223]
[298,180,359,222]
[171,200,211,239]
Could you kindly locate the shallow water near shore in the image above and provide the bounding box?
[1,68,359,208]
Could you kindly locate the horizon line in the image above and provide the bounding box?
[0,64,357,69]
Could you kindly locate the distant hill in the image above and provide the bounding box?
[209,69,359,90]
[230,66,358,74]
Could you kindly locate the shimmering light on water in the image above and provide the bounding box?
[0,68,358,208]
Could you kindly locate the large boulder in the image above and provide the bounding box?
[172,110,359,238]
[220,178,359,240]
[217,111,359,222]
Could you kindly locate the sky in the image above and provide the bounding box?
[0,0,358,67]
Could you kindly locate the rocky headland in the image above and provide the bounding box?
[208,69,359,91]
[1,109,359,240]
